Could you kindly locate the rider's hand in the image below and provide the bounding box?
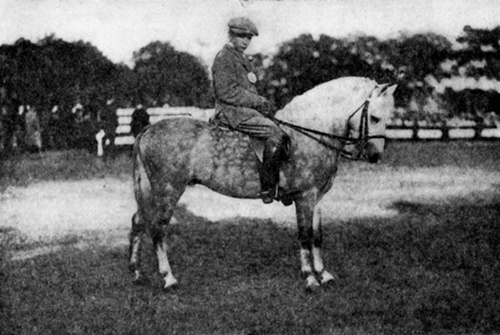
[260,99,276,117]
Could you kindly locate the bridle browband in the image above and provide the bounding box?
[271,96,385,160]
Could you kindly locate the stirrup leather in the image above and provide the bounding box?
[260,185,294,206]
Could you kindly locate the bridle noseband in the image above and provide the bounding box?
[271,97,384,160]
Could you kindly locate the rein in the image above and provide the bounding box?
[271,99,384,160]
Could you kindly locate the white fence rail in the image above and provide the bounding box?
[114,107,500,145]
[115,107,214,146]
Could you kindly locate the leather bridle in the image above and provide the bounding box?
[271,98,384,160]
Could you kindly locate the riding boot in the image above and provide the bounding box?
[259,140,281,204]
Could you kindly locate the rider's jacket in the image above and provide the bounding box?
[211,44,267,128]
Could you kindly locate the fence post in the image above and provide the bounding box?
[440,123,449,141]
[412,120,419,141]
[474,120,484,140]
[95,129,105,157]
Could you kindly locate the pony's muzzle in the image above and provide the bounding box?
[365,141,384,163]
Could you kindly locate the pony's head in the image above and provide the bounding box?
[277,77,397,163]
[343,83,397,163]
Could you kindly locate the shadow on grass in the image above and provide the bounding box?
[2,196,500,334]
[327,194,500,334]
[0,149,132,188]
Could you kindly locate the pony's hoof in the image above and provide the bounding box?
[277,187,295,206]
[280,195,294,206]
[162,274,179,291]
[132,274,148,286]
[163,281,179,292]
[319,270,337,286]
[304,275,320,293]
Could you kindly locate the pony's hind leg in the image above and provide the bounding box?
[150,188,184,290]
[150,219,178,290]
[129,212,146,282]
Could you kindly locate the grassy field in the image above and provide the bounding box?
[1,141,500,334]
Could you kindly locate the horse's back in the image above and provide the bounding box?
[140,117,206,147]
[139,117,253,158]
[137,117,261,197]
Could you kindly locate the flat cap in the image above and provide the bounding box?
[228,17,259,36]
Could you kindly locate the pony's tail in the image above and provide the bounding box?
[133,132,151,207]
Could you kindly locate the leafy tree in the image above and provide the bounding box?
[385,33,452,81]
[0,35,138,150]
[260,34,380,108]
[259,33,408,108]
[380,33,452,110]
[439,26,500,119]
[132,41,213,108]
[258,31,458,122]
[451,25,500,78]
[0,35,130,111]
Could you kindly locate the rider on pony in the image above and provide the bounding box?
[211,17,289,204]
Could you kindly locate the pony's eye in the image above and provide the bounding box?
[370,115,381,124]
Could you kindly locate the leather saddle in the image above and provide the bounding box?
[209,119,294,206]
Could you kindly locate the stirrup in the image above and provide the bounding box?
[260,184,279,204]
[260,190,274,204]
[260,186,294,206]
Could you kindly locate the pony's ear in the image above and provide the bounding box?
[383,84,398,96]
[373,83,398,97]
[371,83,389,97]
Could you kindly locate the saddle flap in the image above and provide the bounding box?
[249,137,265,163]
[210,124,265,164]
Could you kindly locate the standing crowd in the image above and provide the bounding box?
[0,99,150,156]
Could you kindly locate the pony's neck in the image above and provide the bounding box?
[275,77,376,136]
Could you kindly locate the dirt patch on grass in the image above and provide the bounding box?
[1,178,134,242]
[1,166,499,259]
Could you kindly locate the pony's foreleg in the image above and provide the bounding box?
[296,194,336,290]
[295,195,321,290]
[312,207,336,285]
[129,212,145,282]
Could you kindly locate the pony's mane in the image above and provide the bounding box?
[276,77,376,131]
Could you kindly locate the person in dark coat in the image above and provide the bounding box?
[0,105,14,153]
[47,105,63,149]
[211,17,288,204]
[100,98,119,157]
[60,103,77,149]
[130,104,150,138]
[24,105,42,152]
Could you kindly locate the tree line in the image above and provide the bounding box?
[1,25,500,137]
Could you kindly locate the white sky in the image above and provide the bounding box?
[1,0,500,68]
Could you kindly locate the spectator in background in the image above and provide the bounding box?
[0,106,6,152]
[24,105,42,152]
[11,104,25,151]
[0,96,25,154]
[72,103,84,148]
[47,105,63,149]
[1,105,12,153]
[130,104,150,138]
[78,107,98,152]
[60,103,77,149]
[100,98,118,157]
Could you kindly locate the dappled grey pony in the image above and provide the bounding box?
[129,77,397,290]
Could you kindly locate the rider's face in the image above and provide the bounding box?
[230,33,253,52]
